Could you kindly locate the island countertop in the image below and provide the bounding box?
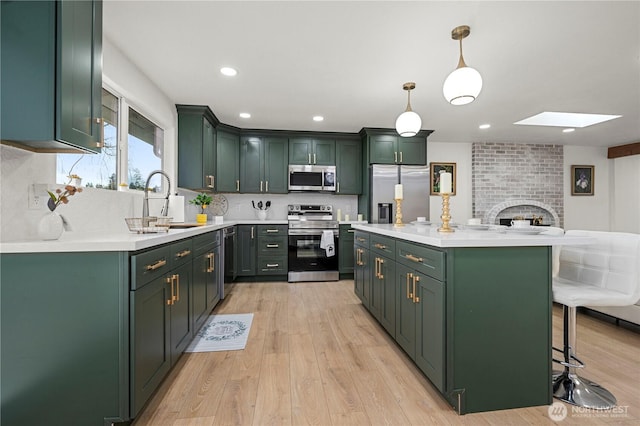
[0,219,288,254]
[350,223,592,248]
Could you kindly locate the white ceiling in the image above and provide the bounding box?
[103,1,640,147]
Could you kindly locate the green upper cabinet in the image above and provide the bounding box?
[1,0,103,153]
[362,128,433,165]
[177,105,218,190]
[335,138,362,194]
[289,138,335,165]
[216,127,240,192]
[240,135,288,193]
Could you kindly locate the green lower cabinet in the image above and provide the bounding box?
[206,244,221,308]
[339,225,355,274]
[169,262,193,364]
[257,234,287,275]
[371,253,396,336]
[395,263,417,357]
[414,272,444,392]
[354,246,371,308]
[192,250,210,332]
[236,225,257,276]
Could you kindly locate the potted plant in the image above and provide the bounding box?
[189,193,213,223]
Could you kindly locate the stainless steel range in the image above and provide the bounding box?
[287,204,339,282]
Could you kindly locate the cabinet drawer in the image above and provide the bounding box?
[257,224,287,236]
[257,236,287,256]
[257,256,287,275]
[370,234,396,258]
[397,241,445,281]
[170,239,193,267]
[131,245,172,290]
[354,231,370,247]
[193,230,221,255]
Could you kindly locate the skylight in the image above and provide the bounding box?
[514,112,621,128]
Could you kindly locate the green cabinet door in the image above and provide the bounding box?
[414,272,445,392]
[354,245,364,299]
[1,0,102,152]
[336,139,362,194]
[397,136,426,165]
[339,225,355,274]
[240,137,263,193]
[216,129,240,192]
[131,275,171,417]
[170,262,193,366]
[206,244,221,309]
[395,263,416,358]
[177,105,217,190]
[379,255,396,337]
[192,251,210,332]
[289,138,335,165]
[263,137,288,193]
[369,134,398,164]
[236,225,257,276]
[355,247,372,309]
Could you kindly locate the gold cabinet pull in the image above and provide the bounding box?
[308,153,312,164]
[374,243,386,250]
[337,182,340,193]
[357,237,366,242]
[95,117,104,148]
[266,229,279,233]
[176,249,191,258]
[206,253,214,272]
[406,273,413,299]
[175,275,180,302]
[166,275,174,305]
[413,275,420,303]
[266,243,279,248]
[374,258,379,278]
[405,254,423,263]
[394,151,398,163]
[236,179,240,192]
[313,153,316,164]
[146,259,167,271]
[266,181,269,192]
[251,226,254,239]
[378,258,384,279]
[211,252,215,272]
[260,181,263,192]
[400,151,403,163]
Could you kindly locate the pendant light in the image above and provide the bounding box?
[395,82,422,137]
[443,25,483,106]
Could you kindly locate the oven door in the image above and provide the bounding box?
[288,229,339,282]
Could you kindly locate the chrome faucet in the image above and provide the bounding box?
[142,170,171,218]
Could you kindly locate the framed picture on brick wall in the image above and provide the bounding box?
[430,162,456,195]
[571,165,594,196]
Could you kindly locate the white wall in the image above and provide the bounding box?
[563,145,611,231]
[427,142,472,223]
[612,155,640,233]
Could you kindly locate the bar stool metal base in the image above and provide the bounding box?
[552,370,617,409]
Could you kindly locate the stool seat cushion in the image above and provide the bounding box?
[553,230,640,308]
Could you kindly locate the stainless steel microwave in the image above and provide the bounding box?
[288,165,336,191]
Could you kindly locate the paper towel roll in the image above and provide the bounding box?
[167,195,185,223]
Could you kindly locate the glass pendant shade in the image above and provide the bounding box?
[443,66,482,106]
[395,110,422,137]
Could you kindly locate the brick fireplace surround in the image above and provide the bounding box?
[472,142,564,227]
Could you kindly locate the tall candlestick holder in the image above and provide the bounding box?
[438,193,455,233]
[394,198,404,227]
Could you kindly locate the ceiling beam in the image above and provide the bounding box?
[608,142,640,159]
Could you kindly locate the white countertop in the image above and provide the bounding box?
[0,219,288,254]
[351,223,594,248]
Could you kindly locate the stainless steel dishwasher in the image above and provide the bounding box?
[222,226,236,298]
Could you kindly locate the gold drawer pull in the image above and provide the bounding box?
[266,243,279,248]
[176,249,191,258]
[357,237,366,242]
[266,263,279,268]
[146,259,167,271]
[405,254,423,263]
[374,243,386,249]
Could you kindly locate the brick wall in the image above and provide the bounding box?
[472,142,564,226]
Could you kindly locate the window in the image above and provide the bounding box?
[56,88,165,192]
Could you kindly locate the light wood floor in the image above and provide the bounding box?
[133,280,640,425]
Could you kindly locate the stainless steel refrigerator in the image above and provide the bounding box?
[370,164,430,223]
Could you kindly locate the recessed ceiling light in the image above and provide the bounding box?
[239,112,251,119]
[313,116,324,122]
[220,67,238,76]
[562,128,575,133]
[479,124,491,129]
[514,111,621,128]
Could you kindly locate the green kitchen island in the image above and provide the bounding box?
[351,223,591,414]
